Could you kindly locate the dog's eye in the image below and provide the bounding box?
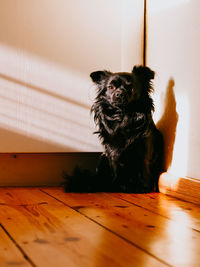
[108,85,115,90]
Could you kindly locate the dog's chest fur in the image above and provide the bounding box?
[95,100,151,148]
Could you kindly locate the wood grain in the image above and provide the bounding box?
[0,225,32,266]
[0,188,165,267]
[43,188,200,266]
[113,192,200,231]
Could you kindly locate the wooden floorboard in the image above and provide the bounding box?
[0,188,165,267]
[0,224,32,266]
[0,187,199,267]
[43,188,200,267]
[112,192,200,231]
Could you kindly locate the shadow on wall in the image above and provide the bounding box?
[156,79,179,171]
[0,70,101,152]
[0,72,90,110]
[0,127,78,152]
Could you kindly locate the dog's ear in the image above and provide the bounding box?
[90,71,111,84]
[132,65,155,80]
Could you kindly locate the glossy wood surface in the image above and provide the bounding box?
[0,187,199,266]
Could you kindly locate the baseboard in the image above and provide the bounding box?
[159,172,200,205]
[0,152,101,187]
[1,154,199,204]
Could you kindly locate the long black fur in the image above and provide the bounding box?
[63,65,164,193]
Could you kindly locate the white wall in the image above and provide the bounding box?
[0,0,144,152]
[147,0,200,179]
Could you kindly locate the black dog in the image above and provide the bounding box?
[63,65,164,193]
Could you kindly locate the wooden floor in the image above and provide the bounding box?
[0,188,199,267]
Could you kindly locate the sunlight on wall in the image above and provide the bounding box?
[0,44,101,152]
[147,0,197,179]
[154,83,190,177]
[0,0,144,152]
[169,93,189,177]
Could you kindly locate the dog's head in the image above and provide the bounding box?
[90,65,155,107]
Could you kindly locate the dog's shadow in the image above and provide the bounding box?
[156,79,179,171]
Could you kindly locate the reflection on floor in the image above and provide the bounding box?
[0,187,199,266]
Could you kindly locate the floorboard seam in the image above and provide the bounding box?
[40,189,172,267]
[0,223,36,267]
[110,193,172,217]
[112,194,200,233]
